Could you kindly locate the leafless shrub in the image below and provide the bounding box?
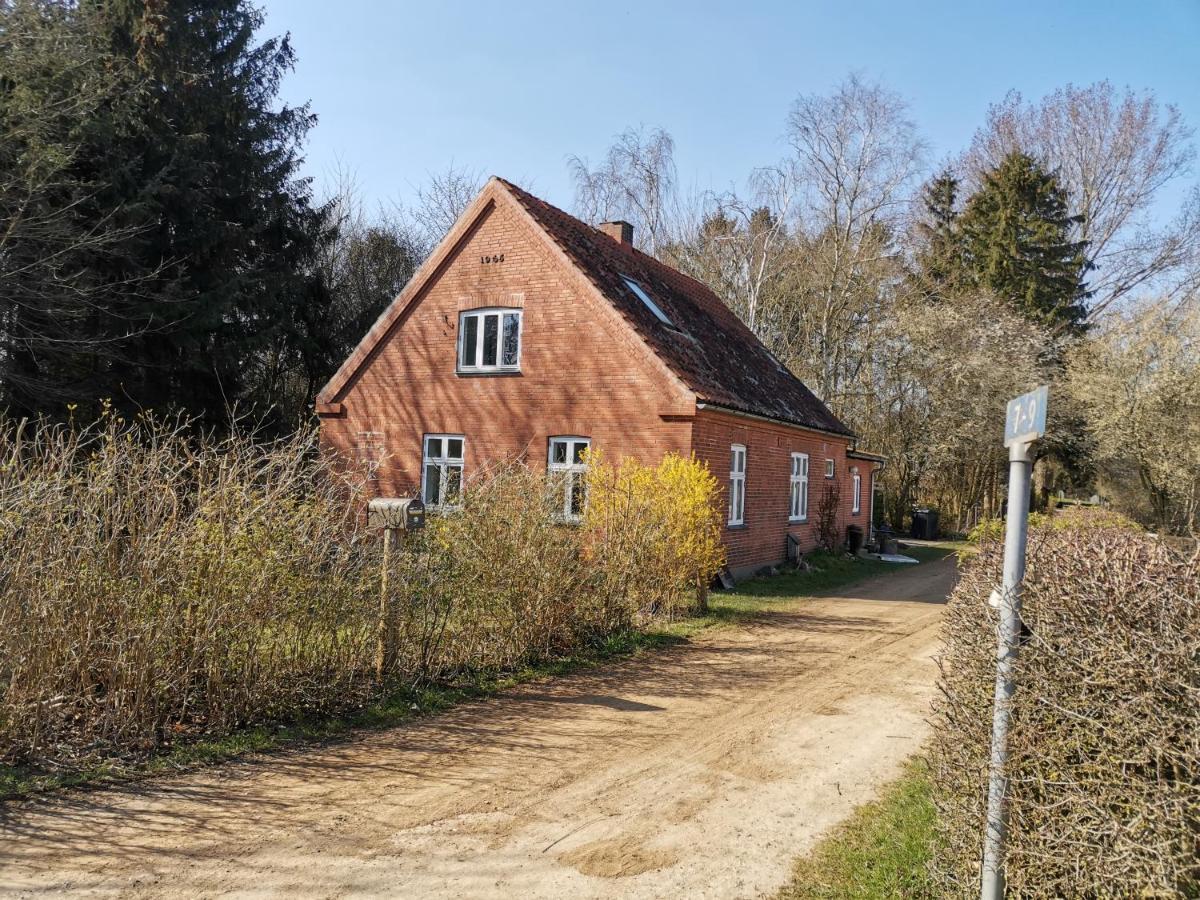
[815,480,842,552]
[0,413,378,766]
[929,517,1200,895]
[0,420,724,771]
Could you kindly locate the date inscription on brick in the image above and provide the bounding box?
[480,253,505,264]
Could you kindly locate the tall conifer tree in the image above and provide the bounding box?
[955,151,1089,331]
[72,0,334,426]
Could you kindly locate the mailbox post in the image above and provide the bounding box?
[981,386,1048,900]
[367,497,425,682]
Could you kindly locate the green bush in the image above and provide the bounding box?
[930,515,1200,895]
[966,512,1049,544]
[966,505,1142,546]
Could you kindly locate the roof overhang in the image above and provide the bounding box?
[695,402,856,441]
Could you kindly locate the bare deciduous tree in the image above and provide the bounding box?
[404,162,486,256]
[779,73,926,408]
[568,126,678,255]
[0,1,157,411]
[1067,293,1200,533]
[963,82,1198,317]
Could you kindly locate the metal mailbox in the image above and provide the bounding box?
[368,496,425,530]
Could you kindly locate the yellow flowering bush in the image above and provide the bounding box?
[583,450,725,622]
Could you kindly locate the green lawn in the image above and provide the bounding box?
[778,758,937,899]
[1,544,956,800]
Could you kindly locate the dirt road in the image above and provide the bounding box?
[1,555,956,899]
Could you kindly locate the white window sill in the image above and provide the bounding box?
[789,517,808,524]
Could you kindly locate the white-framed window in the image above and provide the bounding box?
[422,434,465,509]
[825,458,835,479]
[547,436,590,521]
[457,308,521,373]
[790,452,809,522]
[728,444,746,526]
[852,471,862,515]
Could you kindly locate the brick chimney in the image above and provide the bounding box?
[598,220,634,245]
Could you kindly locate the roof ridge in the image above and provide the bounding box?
[496,177,851,437]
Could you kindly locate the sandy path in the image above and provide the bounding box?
[1,555,957,899]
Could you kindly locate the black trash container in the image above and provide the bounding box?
[847,524,865,554]
[911,508,940,539]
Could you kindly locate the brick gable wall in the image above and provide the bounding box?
[319,198,692,499]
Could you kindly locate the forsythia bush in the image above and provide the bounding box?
[0,418,726,771]
[583,450,726,622]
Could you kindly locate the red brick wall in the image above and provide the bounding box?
[691,408,863,575]
[320,199,693,497]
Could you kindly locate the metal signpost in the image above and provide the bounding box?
[981,385,1048,900]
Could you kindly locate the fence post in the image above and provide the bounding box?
[375,526,395,682]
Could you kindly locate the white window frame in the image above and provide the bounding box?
[457,308,522,374]
[790,452,809,522]
[547,436,590,522]
[852,471,862,515]
[421,433,465,510]
[728,444,746,526]
[825,458,835,479]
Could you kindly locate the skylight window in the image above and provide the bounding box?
[621,276,674,327]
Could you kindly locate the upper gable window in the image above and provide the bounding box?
[458,308,521,373]
[620,275,674,327]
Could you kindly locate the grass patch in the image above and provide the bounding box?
[733,544,951,599]
[778,758,936,899]
[1,547,953,801]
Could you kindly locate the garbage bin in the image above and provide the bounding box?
[911,509,940,540]
[847,524,865,554]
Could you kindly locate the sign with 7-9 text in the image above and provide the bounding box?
[1004,385,1048,447]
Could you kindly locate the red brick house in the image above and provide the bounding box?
[317,178,882,578]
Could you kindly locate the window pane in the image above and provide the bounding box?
[445,465,462,504]
[462,315,478,367]
[482,314,499,366]
[426,437,442,459]
[502,313,520,366]
[569,473,586,516]
[573,441,588,465]
[552,440,567,464]
[447,438,463,460]
[424,464,441,505]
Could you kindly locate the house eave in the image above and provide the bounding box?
[695,402,856,441]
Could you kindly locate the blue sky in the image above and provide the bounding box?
[265,0,1200,219]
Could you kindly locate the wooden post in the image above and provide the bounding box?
[375,527,394,682]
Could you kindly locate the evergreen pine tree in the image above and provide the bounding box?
[70,0,336,427]
[955,151,1089,331]
[913,170,961,295]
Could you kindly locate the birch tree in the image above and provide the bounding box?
[568,126,678,256]
[780,74,926,411]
